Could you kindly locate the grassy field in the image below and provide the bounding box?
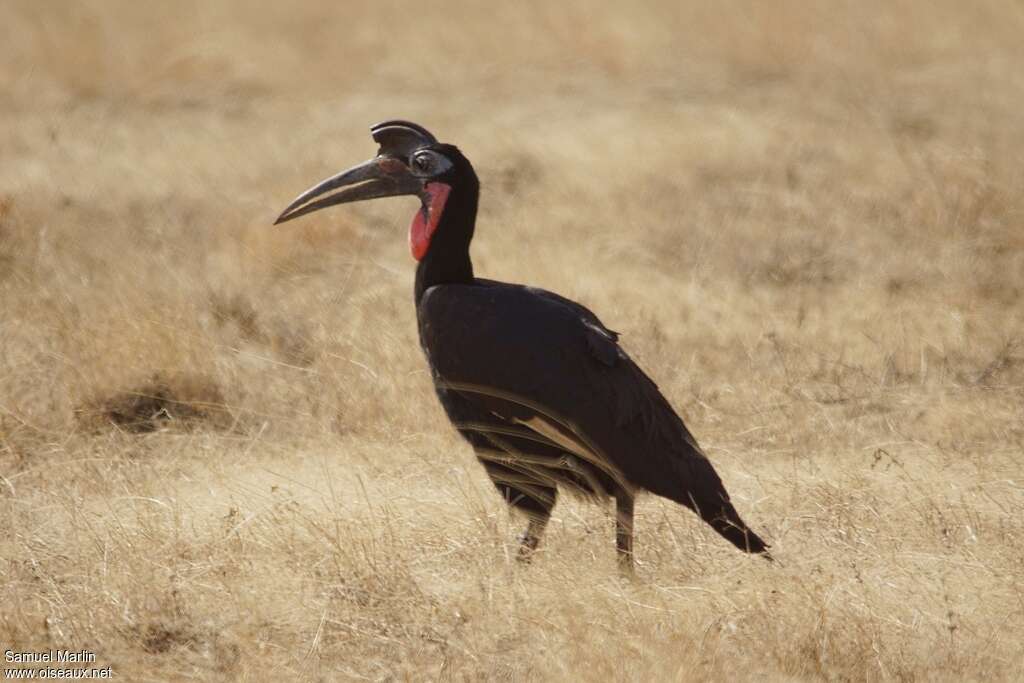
[2,1,1024,680]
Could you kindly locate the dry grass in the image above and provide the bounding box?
[2,1,1024,680]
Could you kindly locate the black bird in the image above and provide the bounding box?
[276,121,769,570]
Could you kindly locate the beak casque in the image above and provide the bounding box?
[274,120,440,225]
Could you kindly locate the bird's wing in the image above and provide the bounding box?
[418,282,723,504]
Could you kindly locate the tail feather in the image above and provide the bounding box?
[654,440,771,558]
[709,515,771,557]
[690,493,771,558]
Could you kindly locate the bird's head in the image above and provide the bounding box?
[275,120,477,261]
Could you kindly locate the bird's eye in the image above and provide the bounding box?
[410,150,453,176]
[412,154,432,173]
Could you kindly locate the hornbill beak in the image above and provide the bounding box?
[274,120,440,225]
[273,155,420,225]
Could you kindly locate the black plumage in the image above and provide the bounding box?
[276,121,769,570]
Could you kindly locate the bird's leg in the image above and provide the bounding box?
[615,493,635,574]
[517,514,550,563]
[477,457,557,564]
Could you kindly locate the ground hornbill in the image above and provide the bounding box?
[276,121,769,571]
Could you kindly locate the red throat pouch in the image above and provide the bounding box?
[409,182,452,261]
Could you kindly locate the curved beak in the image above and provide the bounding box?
[274,156,420,225]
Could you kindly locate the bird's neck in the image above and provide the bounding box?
[414,184,478,303]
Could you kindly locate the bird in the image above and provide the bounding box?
[275,120,769,571]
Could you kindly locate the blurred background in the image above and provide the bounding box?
[2,0,1022,438]
[1,1,1023,679]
